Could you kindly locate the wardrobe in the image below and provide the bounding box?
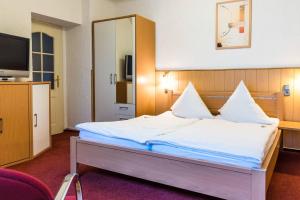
[92,15,156,121]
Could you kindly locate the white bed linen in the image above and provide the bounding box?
[147,118,279,168]
[218,81,274,124]
[76,111,198,144]
[151,132,277,168]
[79,130,149,150]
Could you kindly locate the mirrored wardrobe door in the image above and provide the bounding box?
[115,17,135,105]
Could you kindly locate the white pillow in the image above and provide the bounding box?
[171,82,213,119]
[219,81,273,124]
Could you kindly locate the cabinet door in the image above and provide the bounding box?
[94,20,117,122]
[32,84,50,156]
[0,85,30,166]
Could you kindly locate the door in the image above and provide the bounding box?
[0,85,30,166]
[94,20,117,122]
[32,84,50,156]
[31,21,64,134]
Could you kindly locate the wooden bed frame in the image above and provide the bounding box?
[70,92,283,200]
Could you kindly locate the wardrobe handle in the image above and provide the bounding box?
[119,107,129,110]
[0,118,3,134]
[34,114,38,127]
[114,74,117,84]
[110,74,113,85]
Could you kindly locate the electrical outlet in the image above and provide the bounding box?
[283,85,290,96]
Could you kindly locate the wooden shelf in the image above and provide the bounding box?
[279,121,300,132]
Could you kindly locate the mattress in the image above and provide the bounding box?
[148,118,279,169]
[79,130,149,150]
[76,111,198,144]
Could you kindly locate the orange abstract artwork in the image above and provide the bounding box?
[216,0,252,49]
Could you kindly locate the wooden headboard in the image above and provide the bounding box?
[155,69,300,121]
[170,91,284,120]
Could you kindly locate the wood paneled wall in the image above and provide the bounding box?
[156,68,300,122]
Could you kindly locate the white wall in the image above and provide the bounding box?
[114,0,300,69]
[31,0,82,25]
[65,0,117,128]
[0,0,82,38]
[89,0,117,21]
[0,0,32,38]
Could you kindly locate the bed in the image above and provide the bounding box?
[70,91,283,200]
[76,111,198,150]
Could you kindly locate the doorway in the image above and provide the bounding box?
[31,21,65,135]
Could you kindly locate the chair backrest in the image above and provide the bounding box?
[0,168,54,200]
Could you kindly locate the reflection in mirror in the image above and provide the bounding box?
[115,17,135,104]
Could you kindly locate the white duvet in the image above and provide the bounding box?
[147,118,279,165]
[76,111,198,143]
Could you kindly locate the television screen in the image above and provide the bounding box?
[125,55,132,80]
[0,33,29,71]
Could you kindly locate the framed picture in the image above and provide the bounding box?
[216,0,252,49]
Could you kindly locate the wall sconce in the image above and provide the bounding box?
[283,85,290,96]
[161,71,174,94]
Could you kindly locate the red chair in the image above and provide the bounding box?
[0,168,82,200]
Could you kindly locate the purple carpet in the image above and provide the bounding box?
[10,131,300,200]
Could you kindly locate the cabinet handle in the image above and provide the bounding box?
[0,118,3,135]
[114,74,117,84]
[34,114,38,127]
[110,74,113,85]
[119,107,129,110]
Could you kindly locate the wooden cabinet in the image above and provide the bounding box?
[279,121,300,150]
[0,82,50,167]
[0,84,30,166]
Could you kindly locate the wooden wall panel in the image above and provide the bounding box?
[280,69,295,121]
[156,68,300,122]
[294,69,300,121]
[224,71,235,91]
[214,71,225,92]
[268,69,281,92]
[178,71,191,92]
[155,71,170,115]
[245,70,257,91]
[192,71,201,90]
[234,70,246,86]
[256,69,269,92]
[203,71,215,91]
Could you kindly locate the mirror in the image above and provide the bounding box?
[115,17,135,104]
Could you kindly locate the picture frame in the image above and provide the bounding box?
[216,0,252,49]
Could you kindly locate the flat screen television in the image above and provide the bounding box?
[0,33,30,78]
[125,55,132,80]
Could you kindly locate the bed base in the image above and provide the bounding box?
[70,130,281,200]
